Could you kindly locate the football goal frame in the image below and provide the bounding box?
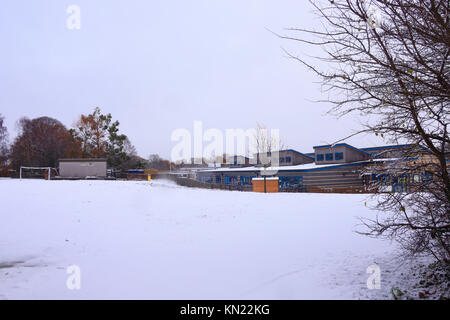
[19,166,58,180]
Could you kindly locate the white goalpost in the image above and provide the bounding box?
[19,166,58,180]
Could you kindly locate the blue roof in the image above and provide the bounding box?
[278,161,377,173]
[360,144,414,151]
[312,143,370,156]
[360,144,430,155]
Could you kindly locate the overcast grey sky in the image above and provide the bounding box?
[0,0,384,159]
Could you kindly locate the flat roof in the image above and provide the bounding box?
[278,149,315,160]
[360,144,413,151]
[198,158,392,174]
[312,143,370,156]
[360,144,429,152]
[59,158,107,162]
[226,155,250,159]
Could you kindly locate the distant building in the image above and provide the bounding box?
[195,143,432,193]
[222,155,251,168]
[175,158,209,169]
[313,143,369,164]
[59,159,107,179]
[359,144,422,159]
[277,149,315,166]
[254,149,314,166]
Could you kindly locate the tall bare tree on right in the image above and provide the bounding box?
[283,0,449,263]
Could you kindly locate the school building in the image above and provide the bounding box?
[194,143,434,193]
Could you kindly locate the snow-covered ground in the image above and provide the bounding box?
[0,178,425,299]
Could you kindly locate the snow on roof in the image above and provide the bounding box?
[277,149,315,160]
[313,143,370,156]
[59,158,107,162]
[198,158,393,173]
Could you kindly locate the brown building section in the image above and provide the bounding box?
[221,155,251,168]
[314,143,369,164]
[278,150,314,166]
[254,149,314,166]
[252,177,279,193]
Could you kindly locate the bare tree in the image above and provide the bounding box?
[115,138,148,170]
[253,123,286,166]
[148,154,171,170]
[123,137,137,158]
[281,0,449,263]
[0,114,8,167]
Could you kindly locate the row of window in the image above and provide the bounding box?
[240,176,253,185]
[223,176,256,186]
[279,176,303,188]
[316,152,344,161]
[279,156,292,163]
[203,176,213,184]
[202,175,303,187]
[335,152,344,160]
[366,172,434,186]
[201,171,435,188]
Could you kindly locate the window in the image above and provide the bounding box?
[325,153,333,161]
[423,171,433,182]
[335,152,343,160]
[280,157,285,163]
[316,154,324,161]
[400,174,408,184]
[279,176,303,189]
[240,176,253,185]
[376,174,389,185]
[215,175,221,184]
[285,156,292,163]
[225,176,237,185]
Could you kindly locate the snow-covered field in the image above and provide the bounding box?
[0,178,419,299]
